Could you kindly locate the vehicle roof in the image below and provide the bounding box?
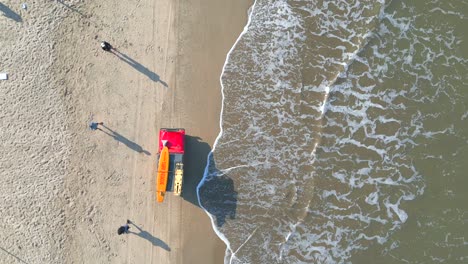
[159,128,185,153]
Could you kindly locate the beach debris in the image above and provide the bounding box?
[22,3,27,10]
[0,73,8,80]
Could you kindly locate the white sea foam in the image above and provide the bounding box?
[196,0,259,262]
[197,0,466,263]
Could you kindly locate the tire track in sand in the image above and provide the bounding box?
[125,2,151,262]
[125,0,173,262]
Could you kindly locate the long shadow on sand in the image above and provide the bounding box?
[98,124,151,155]
[128,222,171,251]
[111,49,168,87]
[0,245,30,264]
[182,135,237,227]
[0,2,22,22]
[56,0,87,17]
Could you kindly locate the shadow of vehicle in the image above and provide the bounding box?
[181,135,212,205]
[182,135,237,227]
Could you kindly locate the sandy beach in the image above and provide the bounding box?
[1,0,251,263]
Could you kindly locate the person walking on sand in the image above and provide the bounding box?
[117,220,131,235]
[89,122,104,130]
[100,41,112,51]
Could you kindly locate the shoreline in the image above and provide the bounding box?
[1,0,252,263]
[196,0,257,260]
[175,0,253,262]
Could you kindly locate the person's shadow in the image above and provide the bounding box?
[128,222,171,251]
[111,49,168,87]
[182,135,237,227]
[0,245,30,264]
[98,124,151,155]
[0,2,22,22]
[56,0,86,17]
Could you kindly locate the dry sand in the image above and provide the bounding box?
[1,0,251,263]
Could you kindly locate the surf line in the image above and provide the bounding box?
[196,0,259,263]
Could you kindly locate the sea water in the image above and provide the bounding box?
[198,0,468,263]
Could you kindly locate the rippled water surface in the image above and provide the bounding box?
[198,0,468,263]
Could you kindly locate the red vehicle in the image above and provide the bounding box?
[157,128,185,197]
